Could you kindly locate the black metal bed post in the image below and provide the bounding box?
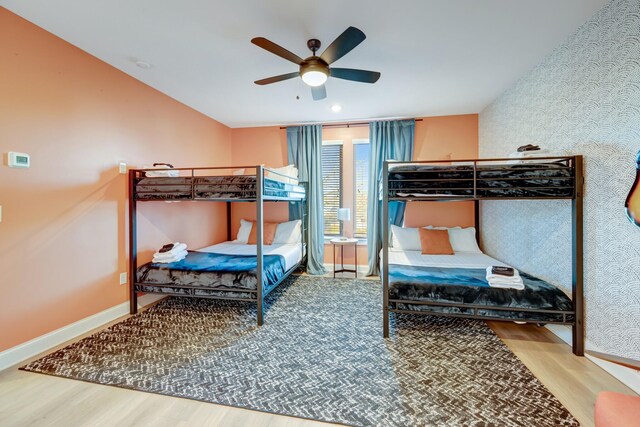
[474,199,481,250]
[128,169,138,315]
[300,190,306,268]
[256,166,264,326]
[572,155,585,356]
[226,202,232,242]
[383,161,390,338]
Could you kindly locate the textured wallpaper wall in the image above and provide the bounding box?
[479,0,640,358]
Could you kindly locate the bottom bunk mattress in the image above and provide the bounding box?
[386,250,574,323]
[136,242,303,299]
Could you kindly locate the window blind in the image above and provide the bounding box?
[322,144,343,236]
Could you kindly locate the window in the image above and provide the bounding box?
[322,143,343,236]
[353,142,370,238]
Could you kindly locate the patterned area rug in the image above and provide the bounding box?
[22,276,578,426]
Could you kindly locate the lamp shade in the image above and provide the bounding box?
[337,208,351,221]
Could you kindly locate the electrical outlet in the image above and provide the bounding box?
[119,272,127,285]
[119,162,127,174]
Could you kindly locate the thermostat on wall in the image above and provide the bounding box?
[8,152,30,168]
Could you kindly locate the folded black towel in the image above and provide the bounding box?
[159,243,175,253]
[491,266,515,277]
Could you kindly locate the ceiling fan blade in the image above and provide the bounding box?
[311,84,327,101]
[330,68,380,83]
[320,26,366,64]
[254,72,300,85]
[251,37,303,65]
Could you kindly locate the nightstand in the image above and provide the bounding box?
[330,238,358,278]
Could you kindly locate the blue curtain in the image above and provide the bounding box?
[366,119,415,275]
[287,125,327,275]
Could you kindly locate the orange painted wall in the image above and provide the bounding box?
[229,127,290,236]
[0,8,232,351]
[228,114,478,267]
[404,115,478,229]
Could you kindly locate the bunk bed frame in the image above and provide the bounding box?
[381,155,584,356]
[128,165,307,326]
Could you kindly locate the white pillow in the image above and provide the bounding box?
[266,165,298,184]
[273,220,302,244]
[447,227,482,253]
[390,225,422,251]
[236,219,252,243]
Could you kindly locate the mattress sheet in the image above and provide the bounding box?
[385,249,509,270]
[198,241,303,271]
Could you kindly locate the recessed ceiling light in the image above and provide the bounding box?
[135,60,152,69]
[331,104,342,113]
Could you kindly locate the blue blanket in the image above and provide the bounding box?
[389,265,492,288]
[139,251,287,291]
[388,264,573,312]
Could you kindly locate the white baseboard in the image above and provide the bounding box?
[0,294,165,372]
[546,325,640,394]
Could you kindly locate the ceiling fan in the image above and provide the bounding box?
[251,26,381,101]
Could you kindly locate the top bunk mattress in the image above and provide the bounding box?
[135,175,306,201]
[385,250,573,320]
[386,161,574,199]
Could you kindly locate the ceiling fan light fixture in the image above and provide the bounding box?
[252,27,379,100]
[301,69,328,87]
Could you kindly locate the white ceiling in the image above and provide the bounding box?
[1,0,608,128]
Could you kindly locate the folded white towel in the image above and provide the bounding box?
[153,249,188,264]
[488,281,524,290]
[486,266,524,290]
[153,243,187,259]
[144,165,179,177]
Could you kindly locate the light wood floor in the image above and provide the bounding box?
[0,287,635,427]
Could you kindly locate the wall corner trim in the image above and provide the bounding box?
[0,295,165,372]
[545,325,640,394]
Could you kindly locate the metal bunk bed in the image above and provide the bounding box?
[128,165,307,326]
[381,156,584,356]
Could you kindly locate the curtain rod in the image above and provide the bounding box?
[279,118,422,130]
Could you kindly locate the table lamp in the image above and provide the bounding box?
[337,208,351,240]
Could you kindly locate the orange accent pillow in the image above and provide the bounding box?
[419,229,454,255]
[247,221,278,245]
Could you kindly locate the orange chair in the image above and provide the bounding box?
[595,391,640,427]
